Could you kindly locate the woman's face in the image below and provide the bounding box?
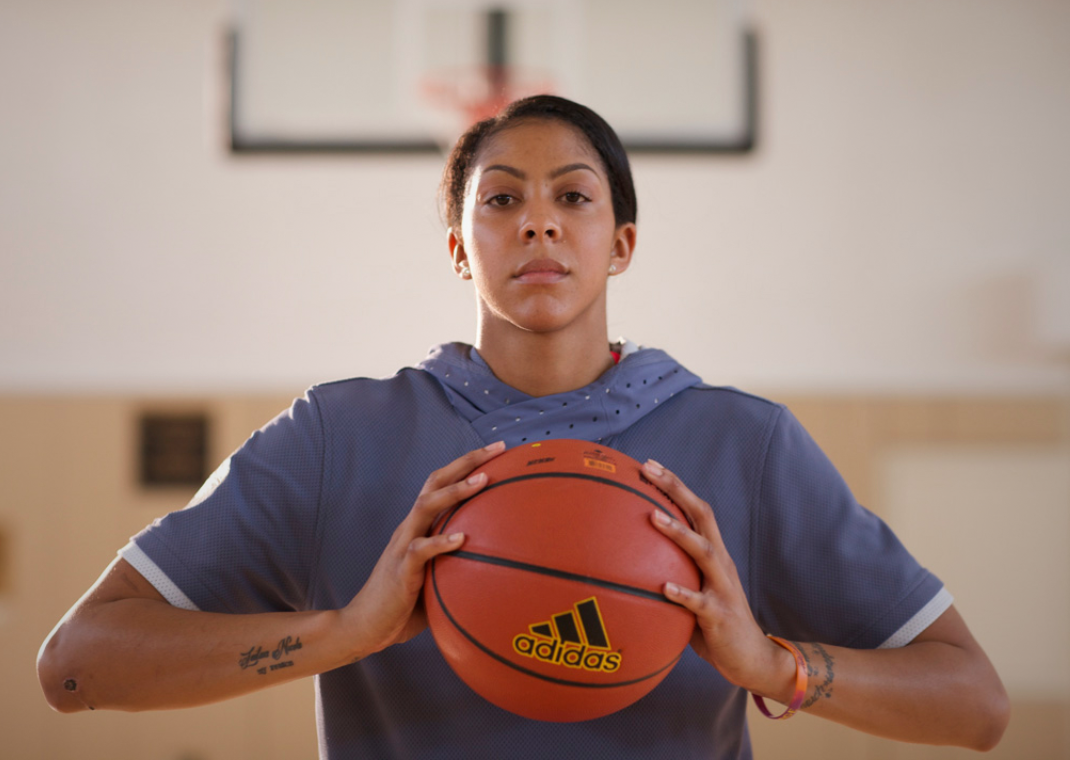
[451,118,636,339]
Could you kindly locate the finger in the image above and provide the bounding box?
[662,580,712,617]
[650,508,722,576]
[421,441,506,496]
[409,469,494,538]
[409,442,506,532]
[651,506,744,594]
[642,459,725,548]
[402,532,466,577]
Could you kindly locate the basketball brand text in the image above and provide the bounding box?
[511,597,622,673]
[512,636,622,672]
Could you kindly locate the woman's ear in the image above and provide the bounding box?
[447,228,471,279]
[608,222,637,276]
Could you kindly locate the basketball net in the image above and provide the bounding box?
[421,65,556,152]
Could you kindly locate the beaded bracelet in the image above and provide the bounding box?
[752,635,808,720]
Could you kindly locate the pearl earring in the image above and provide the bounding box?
[608,264,618,275]
[460,264,471,279]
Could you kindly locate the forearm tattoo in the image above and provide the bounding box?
[239,635,303,675]
[797,642,836,709]
[61,678,95,710]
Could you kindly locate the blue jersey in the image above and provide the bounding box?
[123,343,949,759]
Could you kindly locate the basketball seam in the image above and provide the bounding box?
[439,472,679,537]
[447,550,675,605]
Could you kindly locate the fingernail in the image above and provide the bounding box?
[467,472,486,486]
[644,459,665,476]
[653,510,671,526]
[448,532,464,542]
[665,582,680,596]
[484,441,505,451]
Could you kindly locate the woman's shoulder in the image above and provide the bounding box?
[678,382,787,425]
[690,382,783,408]
[307,366,448,412]
[618,345,788,439]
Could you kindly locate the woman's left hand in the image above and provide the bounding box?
[641,459,793,700]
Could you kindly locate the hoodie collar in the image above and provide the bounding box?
[417,342,701,448]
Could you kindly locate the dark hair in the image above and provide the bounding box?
[440,95,637,235]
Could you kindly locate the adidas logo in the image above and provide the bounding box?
[512,597,622,673]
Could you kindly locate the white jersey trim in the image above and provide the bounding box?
[879,586,953,648]
[119,541,201,611]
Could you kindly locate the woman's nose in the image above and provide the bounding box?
[520,213,561,241]
[523,226,557,240]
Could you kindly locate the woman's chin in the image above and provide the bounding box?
[479,291,607,340]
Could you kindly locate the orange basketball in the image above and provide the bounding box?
[424,439,700,722]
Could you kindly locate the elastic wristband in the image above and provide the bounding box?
[752,635,808,720]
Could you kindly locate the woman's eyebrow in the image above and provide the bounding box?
[550,162,598,179]
[482,162,598,181]
[483,164,525,179]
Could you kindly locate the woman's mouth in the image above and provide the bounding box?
[514,259,568,283]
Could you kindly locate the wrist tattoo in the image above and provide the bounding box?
[800,643,835,709]
[239,635,303,675]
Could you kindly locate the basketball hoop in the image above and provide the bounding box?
[421,65,556,143]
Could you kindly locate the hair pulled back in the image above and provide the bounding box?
[440,95,637,235]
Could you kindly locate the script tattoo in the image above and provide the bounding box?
[238,645,270,671]
[273,635,303,660]
[240,636,304,675]
[801,643,836,709]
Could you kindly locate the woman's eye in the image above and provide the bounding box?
[562,191,588,203]
[488,194,513,206]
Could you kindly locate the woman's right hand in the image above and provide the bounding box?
[340,440,505,660]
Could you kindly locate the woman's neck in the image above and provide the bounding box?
[475,326,616,398]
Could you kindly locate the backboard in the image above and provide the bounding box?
[227,0,757,153]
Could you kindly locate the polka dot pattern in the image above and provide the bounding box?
[417,342,701,448]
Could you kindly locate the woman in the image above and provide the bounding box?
[38,96,1008,758]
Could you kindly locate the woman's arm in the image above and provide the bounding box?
[38,557,352,712]
[37,441,505,713]
[642,459,1010,751]
[766,606,1008,749]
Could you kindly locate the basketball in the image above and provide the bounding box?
[424,439,700,722]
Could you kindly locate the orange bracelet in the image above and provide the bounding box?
[752,635,808,720]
